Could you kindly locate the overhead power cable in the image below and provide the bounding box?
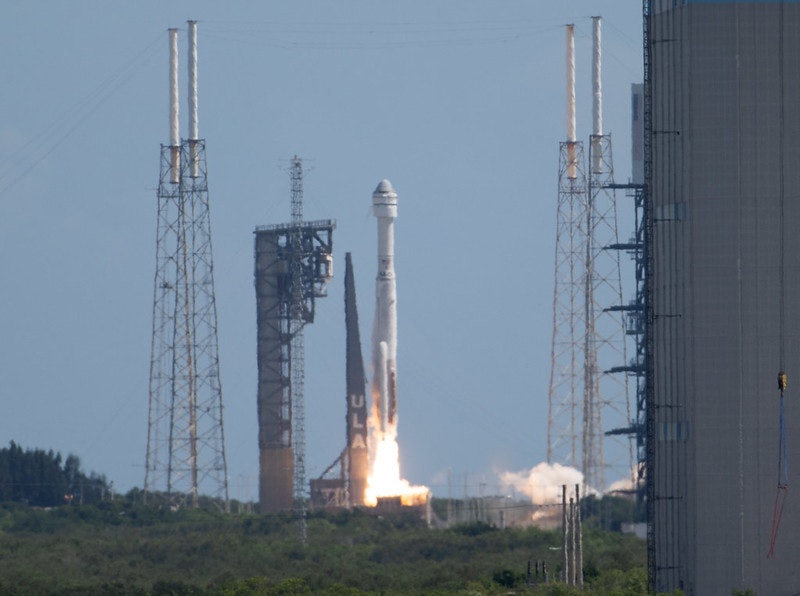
[0,32,164,196]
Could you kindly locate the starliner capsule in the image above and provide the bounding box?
[371,179,398,440]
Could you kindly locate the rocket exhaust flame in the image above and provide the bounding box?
[365,180,428,507]
[365,437,429,507]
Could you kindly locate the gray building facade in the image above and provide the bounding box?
[649,0,800,593]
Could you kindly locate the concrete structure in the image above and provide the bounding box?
[647,1,800,593]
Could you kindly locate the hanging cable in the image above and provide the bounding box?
[768,5,788,559]
[768,373,788,558]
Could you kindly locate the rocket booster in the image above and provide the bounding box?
[372,179,398,437]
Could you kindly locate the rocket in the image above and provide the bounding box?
[371,179,398,438]
[344,252,368,506]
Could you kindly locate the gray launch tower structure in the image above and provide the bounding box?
[647,0,800,593]
[145,23,229,508]
[254,157,334,513]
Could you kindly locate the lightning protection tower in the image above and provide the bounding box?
[254,156,334,514]
[583,16,633,493]
[547,24,589,477]
[145,22,229,509]
[547,21,634,494]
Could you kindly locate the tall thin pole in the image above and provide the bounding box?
[569,497,576,585]
[169,28,179,184]
[187,20,199,178]
[591,16,603,174]
[562,484,569,583]
[566,24,577,180]
[576,483,584,588]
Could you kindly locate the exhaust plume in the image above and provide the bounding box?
[499,462,587,504]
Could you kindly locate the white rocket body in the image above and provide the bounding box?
[371,180,398,441]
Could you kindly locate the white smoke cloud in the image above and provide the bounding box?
[606,471,640,496]
[498,462,587,505]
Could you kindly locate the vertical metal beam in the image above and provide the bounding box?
[642,0,656,590]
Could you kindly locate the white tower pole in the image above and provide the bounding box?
[566,24,577,180]
[169,28,179,184]
[188,20,199,178]
[591,16,603,174]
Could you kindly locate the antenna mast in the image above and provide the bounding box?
[289,157,308,539]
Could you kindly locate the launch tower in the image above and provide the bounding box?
[145,22,229,508]
[254,157,334,513]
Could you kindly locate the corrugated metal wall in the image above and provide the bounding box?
[650,2,800,594]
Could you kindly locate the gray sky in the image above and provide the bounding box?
[0,1,643,502]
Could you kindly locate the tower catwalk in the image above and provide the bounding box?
[254,156,334,513]
[145,22,229,508]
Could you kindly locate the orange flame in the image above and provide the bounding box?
[365,436,429,507]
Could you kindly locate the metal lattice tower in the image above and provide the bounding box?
[547,139,588,472]
[289,158,308,541]
[585,16,633,493]
[586,132,633,492]
[547,19,634,493]
[145,23,228,508]
[604,179,647,501]
[254,157,334,514]
[548,24,590,475]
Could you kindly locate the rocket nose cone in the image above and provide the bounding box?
[373,179,398,206]
[374,179,394,194]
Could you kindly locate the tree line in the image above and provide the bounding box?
[0,441,109,506]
